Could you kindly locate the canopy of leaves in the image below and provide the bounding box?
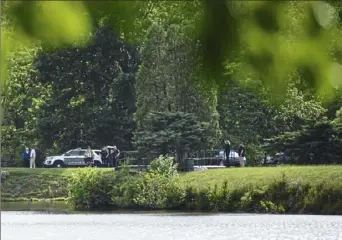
[34,28,139,152]
[2,1,342,165]
[3,1,342,99]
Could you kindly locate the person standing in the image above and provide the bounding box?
[112,145,120,168]
[30,147,36,169]
[224,140,231,167]
[107,148,114,168]
[22,147,30,168]
[101,146,109,166]
[84,145,94,167]
[238,143,245,167]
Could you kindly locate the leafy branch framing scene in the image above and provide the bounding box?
[2,1,342,166]
[2,1,342,219]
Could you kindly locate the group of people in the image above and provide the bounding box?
[21,147,37,168]
[83,144,120,168]
[224,140,246,167]
[100,145,120,168]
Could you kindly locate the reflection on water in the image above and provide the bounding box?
[2,202,342,240]
[1,201,72,213]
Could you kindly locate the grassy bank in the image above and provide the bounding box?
[181,166,342,188]
[2,166,342,214]
[0,168,111,201]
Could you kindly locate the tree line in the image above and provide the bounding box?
[1,1,342,166]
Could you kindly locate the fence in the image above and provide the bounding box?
[118,151,141,166]
[117,150,229,167]
[1,149,229,167]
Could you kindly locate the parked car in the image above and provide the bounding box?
[43,148,103,168]
[262,153,289,165]
[215,150,247,167]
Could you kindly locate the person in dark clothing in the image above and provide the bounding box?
[107,148,114,168]
[112,146,120,168]
[238,143,246,167]
[21,147,30,168]
[101,147,109,166]
[224,140,231,167]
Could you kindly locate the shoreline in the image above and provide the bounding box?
[2,200,342,216]
[1,197,67,202]
[2,166,342,215]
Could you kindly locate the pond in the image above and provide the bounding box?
[1,202,342,240]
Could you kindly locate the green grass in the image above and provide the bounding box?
[2,166,342,202]
[1,167,114,201]
[181,165,342,188]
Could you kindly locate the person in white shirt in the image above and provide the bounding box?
[84,145,94,167]
[30,147,36,169]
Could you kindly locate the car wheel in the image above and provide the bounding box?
[52,160,65,168]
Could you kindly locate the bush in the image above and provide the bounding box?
[110,165,143,208]
[67,156,186,210]
[67,167,116,210]
[134,171,185,209]
[66,163,342,214]
[134,156,185,209]
[149,155,178,177]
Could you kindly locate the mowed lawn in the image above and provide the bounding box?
[179,165,342,188]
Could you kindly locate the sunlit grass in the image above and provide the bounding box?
[4,166,342,185]
[180,165,342,188]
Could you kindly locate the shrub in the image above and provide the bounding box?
[110,165,143,208]
[134,156,185,209]
[149,155,178,177]
[67,167,116,210]
[66,163,342,214]
[67,156,186,210]
[134,172,185,209]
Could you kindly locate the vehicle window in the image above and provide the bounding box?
[79,150,86,156]
[68,150,80,156]
[94,151,101,155]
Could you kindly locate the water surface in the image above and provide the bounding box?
[2,202,342,240]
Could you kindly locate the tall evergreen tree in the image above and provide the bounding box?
[134,23,221,163]
[135,23,167,127]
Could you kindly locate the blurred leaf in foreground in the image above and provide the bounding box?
[8,1,92,46]
[201,1,342,100]
[1,1,93,124]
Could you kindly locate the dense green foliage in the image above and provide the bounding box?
[69,165,342,214]
[134,111,206,167]
[2,1,342,164]
[266,109,342,164]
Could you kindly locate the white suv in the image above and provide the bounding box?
[43,148,102,168]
